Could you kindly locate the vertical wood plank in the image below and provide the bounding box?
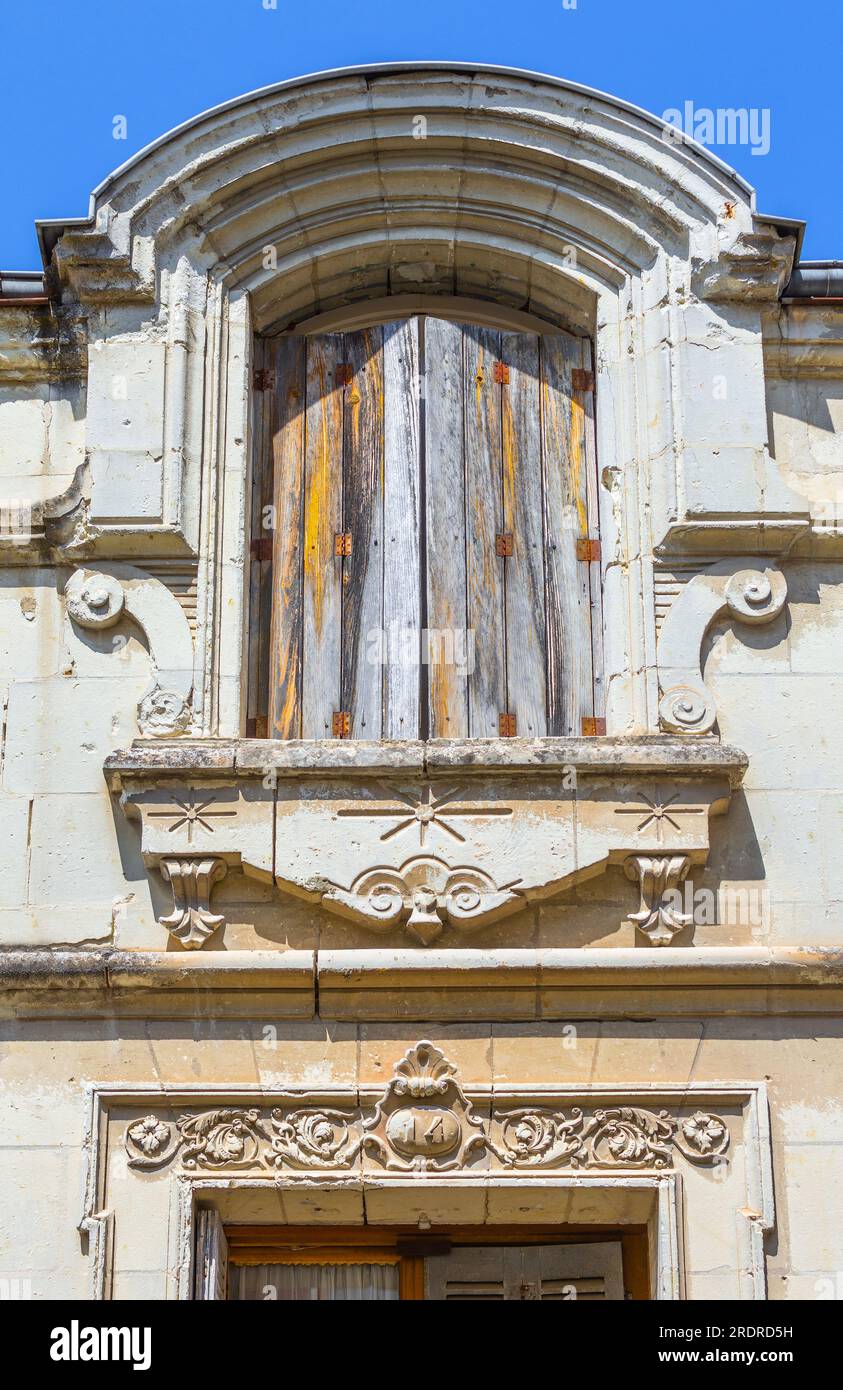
[425,316,469,739]
[501,331,546,737]
[301,334,344,738]
[267,336,306,739]
[463,325,506,737]
[580,337,605,723]
[247,336,269,736]
[382,318,422,739]
[341,326,384,740]
[540,331,593,735]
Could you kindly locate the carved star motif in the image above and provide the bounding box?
[148,792,237,844]
[338,783,512,847]
[614,789,704,845]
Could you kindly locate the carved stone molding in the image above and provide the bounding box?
[158,857,227,948]
[123,1040,731,1176]
[329,855,520,944]
[107,737,746,946]
[65,564,194,735]
[624,854,693,946]
[657,563,787,734]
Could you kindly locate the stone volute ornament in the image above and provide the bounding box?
[65,564,194,736]
[123,1041,731,1176]
[657,562,787,734]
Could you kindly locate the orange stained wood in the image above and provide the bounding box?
[303,353,338,640]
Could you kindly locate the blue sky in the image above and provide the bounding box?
[2,0,840,268]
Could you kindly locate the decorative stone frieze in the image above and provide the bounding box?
[123,1040,731,1176]
[657,563,788,734]
[106,737,746,948]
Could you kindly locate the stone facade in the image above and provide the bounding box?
[0,63,841,1301]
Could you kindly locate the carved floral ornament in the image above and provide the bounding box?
[124,1041,730,1176]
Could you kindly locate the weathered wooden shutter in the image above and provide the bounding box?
[424,1242,624,1301]
[260,316,600,740]
[425,318,600,738]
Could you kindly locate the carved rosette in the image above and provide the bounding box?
[122,1043,731,1177]
[624,854,693,945]
[159,857,227,948]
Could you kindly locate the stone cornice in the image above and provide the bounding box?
[2,947,842,1020]
[103,735,749,787]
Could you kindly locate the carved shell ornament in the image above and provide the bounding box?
[124,1041,731,1176]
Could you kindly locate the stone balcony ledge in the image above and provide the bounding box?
[101,736,750,952]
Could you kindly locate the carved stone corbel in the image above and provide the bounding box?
[624,854,692,945]
[158,856,227,949]
[64,564,194,735]
[657,564,787,734]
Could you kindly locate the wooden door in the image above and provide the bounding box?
[256,316,600,741]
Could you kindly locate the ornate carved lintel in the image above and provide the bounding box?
[122,1041,732,1175]
[159,856,227,949]
[624,854,693,945]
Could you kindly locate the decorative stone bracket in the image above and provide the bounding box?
[657,563,787,734]
[123,1040,732,1176]
[106,737,747,949]
[65,564,194,735]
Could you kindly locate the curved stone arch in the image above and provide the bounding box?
[40,63,807,737]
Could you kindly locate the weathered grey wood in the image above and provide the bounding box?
[382,318,422,739]
[267,335,306,739]
[247,336,269,734]
[463,324,506,737]
[341,326,384,739]
[424,316,469,739]
[501,331,546,736]
[301,333,344,738]
[580,337,605,725]
[540,331,593,735]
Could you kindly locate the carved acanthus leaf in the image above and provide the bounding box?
[624,854,693,945]
[158,856,227,948]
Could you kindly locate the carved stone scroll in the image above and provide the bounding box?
[657,564,787,734]
[65,564,194,735]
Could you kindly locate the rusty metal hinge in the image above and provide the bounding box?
[493,362,510,385]
[334,532,352,557]
[581,716,607,736]
[335,363,353,387]
[332,711,350,738]
[250,537,272,561]
[253,368,275,391]
[499,712,517,737]
[572,368,595,393]
[495,533,514,557]
[576,537,601,563]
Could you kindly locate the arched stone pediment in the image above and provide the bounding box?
[47,63,761,327]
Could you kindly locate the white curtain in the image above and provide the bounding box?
[229,1263,399,1301]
